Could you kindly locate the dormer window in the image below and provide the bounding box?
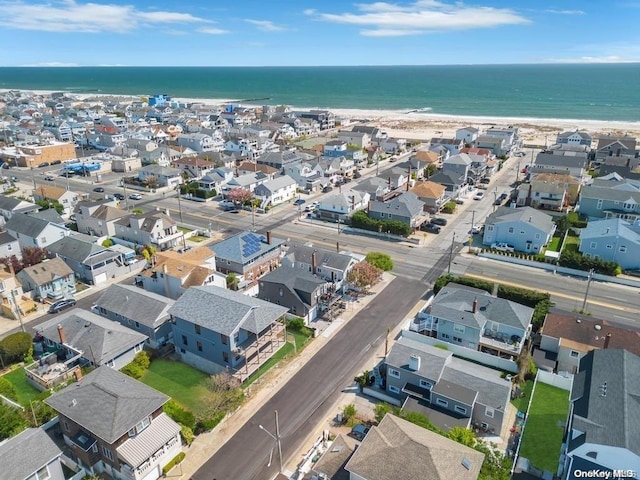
[129,416,151,436]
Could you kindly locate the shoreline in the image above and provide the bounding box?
[3,88,640,145]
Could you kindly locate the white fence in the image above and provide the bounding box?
[0,393,24,410]
[401,330,519,373]
[536,369,573,392]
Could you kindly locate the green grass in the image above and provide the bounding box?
[139,359,209,411]
[2,368,41,405]
[519,382,570,472]
[177,227,193,234]
[546,236,561,252]
[189,235,208,243]
[510,380,534,412]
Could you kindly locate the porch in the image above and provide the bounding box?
[232,322,286,382]
[24,350,84,391]
[480,330,524,359]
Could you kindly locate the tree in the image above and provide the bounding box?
[0,255,22,274]
[0,402,26,441]
[0,332,33,364]
[36,199,64,215]
[346,261,383,292]
[226,272,239,290]
[226,187,253,206]
[140,245,156,263]
[365,252,393,271]
[102,238,114,248]
[132,208,144,214]
[448,427,476,447]
[22,247,48,268]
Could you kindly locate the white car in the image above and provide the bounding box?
[470,225,482,235]
[128,193,142,200]
[473,191,485,200]
[491,242,515,252]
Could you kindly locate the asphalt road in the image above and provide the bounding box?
[192,278,429,480]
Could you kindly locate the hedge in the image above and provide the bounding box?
[350,210,411,237]
[0,332,33,364]
[0,377,18,401]
[121,351,151,379]
[163,399,196,430]
[162,452,186,476]
[559,249,620,276]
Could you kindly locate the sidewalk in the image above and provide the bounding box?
[174,272,397,480]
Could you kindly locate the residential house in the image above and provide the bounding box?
[0,230,20,260]
[94,284,175,349]
[114,212,181,250]
[281,244,358,291]
[344,413,484,480]
[45,366,182,480]
[352,177,393,201]
[429,170,469,199]
[137,165,182,188]
[211,231,283,282]
[474,135,507,156]
[176,132,217,152]
[405,150,441,175]
[337,129,371,148]
[412,283,534,359]
[0,428,65,480]
[302,434,356,480]
[137,246,226,300]
[380,137,407,154]
[257,266,330,322]
[323,140,348,158]
[75,203,130,237]
[455,126,480,144]
[236,161,279,179]
[482,206,556,254]
[556,130,593,147]
[32,185,79,217]
[539,310,640,374]
[46,234,128,285]
[0,195,39,225]
[368,192,427,229]
[17,257,76,300]
[385,335,512,438]
[223,171,268,193]
[173,157,214,180]
[561,349,640,478]
[382,166,410,190]
[316,155,356,179]
[296,109,335,130]
[530,152,588,181]
[410,181,447,214]
[257,151,303,172]
[516,173,581,210]
[577,173,640,221]
[428,144,451,163]
[430,137,463,154]
[169,285,288,380]
[285,161,325,192]
[598,163,640,181]
[578,218,640,270]
[253,175,297,207]
[351,125,387,145]
[317,190,370,222]
[0,267,36,320]
[484,126,519,151]
[111,156,142,173]
[442,153,474,183]
[594,135,638,164]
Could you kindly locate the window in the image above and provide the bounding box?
[6,244,11,251]
[589,242,597,249]
[92,443,98,453]
[535,233,540,239]
[596,199,603,210]
[436,398,448,408]
[453,324,465,334]
[63,420,69,432]
[221,334,228,345]
[34,466,50,480]
[487,225,494,231]
[222,351,229,363]
[389,385,400,394]
[388,368,400,378]
[441,333,450,339]
[135,416,150,434]
[181,335,188,346]
[453,336,462,343]
[134,321,140,328]
[606,244,613,249]
[570,350,579,358]
[41,237,47,243]
[619,245,627,253]
[195,324,201,335]
[508,227,514,234]
[419,379,432,389]
[102,446,114,461]
[520,230,525,235]
[454,405,467,415]
[485,407,494,418]
[196,341,203,352]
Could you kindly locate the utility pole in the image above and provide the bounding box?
[448,232,456,274]
[123,177,128,210]
[259,410,283,474]
[176,186,183,223]
[10,289,25,333]
[581,268,595,313]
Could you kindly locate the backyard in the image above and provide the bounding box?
[139,359,209,412]
[1,367,41,405]
[518,382,570,473]
[510,379,534,413]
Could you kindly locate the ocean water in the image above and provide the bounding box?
[1,64,639,122]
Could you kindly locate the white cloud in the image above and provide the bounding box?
[0,0,211,33]
[198,27,228,35]
[545,9,586,15]
[546,55,640,63]
[245,19,286,32]
[308,0,529,36]
[20,62,79,67]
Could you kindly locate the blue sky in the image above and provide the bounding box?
[1,0,640,66]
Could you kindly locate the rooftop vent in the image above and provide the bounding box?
[71,399,77,407]
[461,458,473,470]
[409,354,421,371]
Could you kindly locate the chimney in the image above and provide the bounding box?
[266,231,272,245]
[162,263,168,274]
[409,354,421,371]
[57,324,66,344]
[604,333,612,349]
[472,297,478,313]
[311,251,318,274]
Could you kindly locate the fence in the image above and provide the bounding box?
[0,393,24,410]
[362,386,402,406]
[536,369,573,391]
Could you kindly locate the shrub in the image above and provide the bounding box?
[0,332,33,364]
[196,410,226,432]
[0,377,18,401]
[365,252,393,271]
[132,351,151,370]
[162,452,186,475]
[343,404,357,422]
[101,238,114,248]
[286,317,306,331]
[0,402,26,441]
[433,274,493,295]
[180,425,194,446]
[441,201,457,214]
[163,399,196,430]
[559,249,620,276]
[374,403,400,423]
[120,363,144,379]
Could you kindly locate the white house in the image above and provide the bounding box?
[253,175,297,208]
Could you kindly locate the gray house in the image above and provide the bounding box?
[0,230,20,260]
[483,206,556,253]
[137,164,182,188]
[385,335,512,437]
[94,284,175,349]
[594,135,637,164]
[0,195,39,225]
[579,218,640,271]
[429,170,468,198]
[169,285,288,381]
[257,266,329,322]
[211,231,284,280]
[530,151,588,180]
[5,213,70,249]
[556,130,593,146]
[368,192,426,229]
[577,173,640,221]
[17,257,76,300]
[281,244,357,291]
[415,283,534,360]
[562,349,640,478]
[0,428,64,480]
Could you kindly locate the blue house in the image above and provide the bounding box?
[169,286,288,381]
[483,206,556,253]
[577,173,640,221]
[579,218,640,271]
[148,94,171,107]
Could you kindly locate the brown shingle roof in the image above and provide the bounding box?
[411,180,446,199]
[19,257,73,285]
[34,185,67,201]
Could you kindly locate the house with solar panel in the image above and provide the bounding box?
[211,231,284,285]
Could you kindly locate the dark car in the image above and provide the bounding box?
[113,193,125,200]
[51,160,62,165]
[38,162,50,168]
[349,424,370,441]
[479,177,491,184]
[431,217,448,226]
[421,223,441,234]
[322,186,333,193]
[48,298,76,314]
[44,175,55,181]
[93,186,105,193]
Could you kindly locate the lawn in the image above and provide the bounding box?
[562,235,580,253]
[139,359,209,412]
[519,382,570,473]
[510,380,534,413]
[546,236,562,252]
[2,368,41,405]
[177,227,193,234]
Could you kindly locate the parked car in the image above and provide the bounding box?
[293,198,306,206]
[470,225,482,234]
[44,175,55,181]
[38,162,50,168]
[51,160,62,165]
[322,186,333,193]
[479,177,491,184]
[473,191,485,200]
[349,424,370,441]
[454,198,465,205]
[476,184,488,190]
[421,223,441,234]
[495,192,509,205]
[491,242,515,252]
[113,193,125,200]
[431,217,448,226]
[93,186,105,193]
[48,298,77,314]
[128,193,142,200]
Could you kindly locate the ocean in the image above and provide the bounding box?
[1,64,639,122]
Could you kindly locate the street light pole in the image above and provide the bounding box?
[448,232,456,274]
[581,268,595,313]
[259,410,283,474]
[175,186,184,223]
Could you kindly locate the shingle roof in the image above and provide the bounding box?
[579,218,640,244]
[0,230,18,245]
[46,366,168,444]
[35,308,147,365]
[115,412,181,468]
[95,284,174,329]
[344,414,484,480]
[411,181,446,199]
[90,204,130,222]
[5,212,55,238]
[139,164,181,177]
[569,349,640,455]
[255,175,296,194]
[18,257,73,286]
[0,428,62,480]
[386,336,452,382]
[211,230,283,265]
[168,285,288,335]
[368,192,425,219]
[485,206,555,234]
[0,195,38,213]
[259,266,327,306]
[47,234,108,263]
[534,152,588,169]
[284,245,354,271]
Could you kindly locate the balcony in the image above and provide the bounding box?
[479,330,524,357]
[232,322,286,382]
[25,350,84,391]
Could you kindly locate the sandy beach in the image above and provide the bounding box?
[6,88,640,147]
